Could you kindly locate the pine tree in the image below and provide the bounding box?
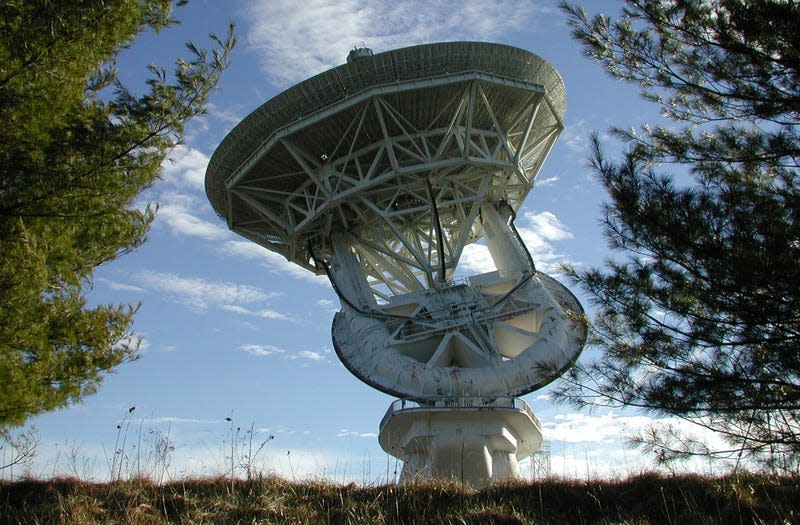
[555,0,800,472]
[0,0,235,426]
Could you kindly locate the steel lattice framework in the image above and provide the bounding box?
[206,42,565,299]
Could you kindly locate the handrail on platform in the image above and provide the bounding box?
[379,395,540,432]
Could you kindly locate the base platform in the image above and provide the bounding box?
[378,396,542,487]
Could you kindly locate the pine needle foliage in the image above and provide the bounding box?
[0,1,235,427]
[555,0,800,472]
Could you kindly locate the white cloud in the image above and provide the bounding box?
[457,210,575,275]
[98,278,146,293]
[517,211,574,273]
[136,271,280,311]
[240,344,286,357]
[458,241,496,276]
[153,201,328,285]
[245,0,558,86]
[207,102,245,130]
[153,147,229,241]
[538,411,738,477]
[316,298,340,314]
[156,193,230,240]
[161,145,209,191]
[258,310,290,321]
[336,429,378,439]
[289,350,327,362]
[223,240,329,285]
[222,304,292,321]
[562,119,590,153]
[240,345,329,364]
[541,411,731,455]
[515,210,574,270]
[519,210,573,242]
[542,412,654,445]
[535,175,560,187]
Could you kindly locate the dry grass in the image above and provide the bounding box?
[1,472,798,524]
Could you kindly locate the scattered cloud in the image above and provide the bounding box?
[156,193,229,240]
[541,411,730,455]
[538,410,737,477]
[316,298,340,314]
[223,240,329,285]
[97,278,146,293]
[153,146,231,242]
[516,210,574,272]
[519,210,573,242]
[153,197,329,286]
[207,102,246,131]
[244,0,559,86]
[160,145,210,191]
[336,429,378,439]
[535,175,560,187]
[542,412,654,445]
[562,119,590,153]
[289,350,327,362]
[136,271,280,311]
[241,344,286,357]
[457,210,575,275]
[240,344,330,363]
[221,304,292,322]
[458,241,495,276]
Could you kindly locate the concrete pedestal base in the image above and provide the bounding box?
[378,397,541,488]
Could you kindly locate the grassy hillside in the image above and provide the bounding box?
[1,473,798,524]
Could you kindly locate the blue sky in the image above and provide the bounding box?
[13,0,728,482]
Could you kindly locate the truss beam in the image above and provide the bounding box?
[226,75,562,298]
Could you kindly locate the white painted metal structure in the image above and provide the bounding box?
[379,397,542,483]
[206,42,586,487]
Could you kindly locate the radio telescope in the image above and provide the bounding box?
[206,42,586,487]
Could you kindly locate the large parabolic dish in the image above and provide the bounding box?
[206,41,566,291]
[206,42,586,485]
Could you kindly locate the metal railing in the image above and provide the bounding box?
[379,396,540,432]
